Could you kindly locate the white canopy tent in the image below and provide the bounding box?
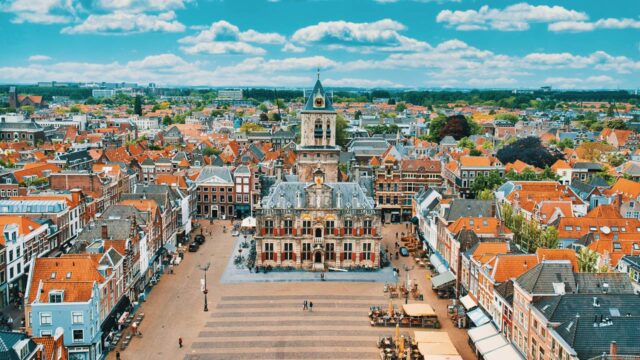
[467,323,499,343]
[475,334,508,356]
[241,216,256,228]
[483,344,525,360]
[459,294,477,310]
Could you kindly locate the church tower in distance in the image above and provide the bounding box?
[297,73,340,182]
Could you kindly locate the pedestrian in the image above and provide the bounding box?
[178,337,183,348]
[303,300,307,310]
[395,232,398,239]
[116,351,121,360]
[309,301,313,312]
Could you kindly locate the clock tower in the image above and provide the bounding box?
[297,73,340,182]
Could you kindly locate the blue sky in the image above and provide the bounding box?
[1,0,639,89]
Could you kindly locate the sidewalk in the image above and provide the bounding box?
[220,235,398,284]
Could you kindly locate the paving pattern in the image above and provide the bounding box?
[185,294,393,360]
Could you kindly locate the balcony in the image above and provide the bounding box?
[314,237,323,245]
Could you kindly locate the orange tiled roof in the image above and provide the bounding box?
[448,217,510,236]
[472,242,509,264]
[535,248,579,272]
[460,156,492,167]
[586,205,622,219]
[0,216,45,246]
[487,254,539,283]
[13,163,61,181]
[606,178,640,199]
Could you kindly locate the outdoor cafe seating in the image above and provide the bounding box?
[370,303,440,328]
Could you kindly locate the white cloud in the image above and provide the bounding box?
[282,42,305,53]
[543,75,615,88]
[291,19,429,52]
[436,3,587,31]
[178,20,285,55]
[28,55,52,62]
[322,78,403,88]
[549,18,640,32]
[94,0,188,12]
[61,11,185,34]
[1,0,80,24]
[217,56,337,73]
[522,51,640,73]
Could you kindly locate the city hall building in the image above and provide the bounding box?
[254,77,382,271]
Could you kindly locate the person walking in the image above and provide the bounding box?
[395,232,398,239]
[178,337,183,348]
[303,300,307,310]
[309,301,313,312]
[116,351,121,360]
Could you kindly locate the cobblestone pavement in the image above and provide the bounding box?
[108,220,475,360]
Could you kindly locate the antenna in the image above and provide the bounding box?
[317,66,320,80]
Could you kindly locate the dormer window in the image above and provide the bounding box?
[49,290,64,303]
[66,272,71,279]
[50,272,56,279]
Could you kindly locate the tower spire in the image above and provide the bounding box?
[317,67,320,80]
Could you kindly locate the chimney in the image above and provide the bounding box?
[610,341,617,359]
[101,224,108,239]
[70,188,81,204]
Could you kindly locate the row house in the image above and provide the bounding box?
[551,160,606,186]
[600,128,640,150]
[139,158,173,184]
[233,165,253,218]
[374,158,442,223]
[599,178,640,219]
[510,261,636,359]
[444,156,504,198]
[255,171,382,271]
[459,242,510,307]
[0,216,48,309]
[0,199,72,255]
[194,166,236,220]
[155,174,197,242]
[49,172,118,215]
[555,211,640,250]
[123,184,180,248]
[25,253,124,360]
[495,181,588,222]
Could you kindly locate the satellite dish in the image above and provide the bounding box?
[600,226,611,234]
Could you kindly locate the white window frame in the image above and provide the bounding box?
[72,311,84,324]
[40,312,52,325]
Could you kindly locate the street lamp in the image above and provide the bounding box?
[198,262,211,312]
[403,265,415,304]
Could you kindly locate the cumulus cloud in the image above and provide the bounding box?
[61,11,185,34]
[322,78,403,88]
[179,20,285,55]
[28,55,52,62]
[549,18,640,32]
[282,42,305,53]
[94,0,188,12]
[436,3,587,31]
[543,75,615,89]
[291,19,429,52]
[1,0,80,24]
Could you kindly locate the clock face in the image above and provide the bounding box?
[314,97,324,107]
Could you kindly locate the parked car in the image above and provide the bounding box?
[188,242,200,252]
[399,247,409,257]
[194,235,205,245]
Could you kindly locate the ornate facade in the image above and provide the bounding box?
[254,76,382,271]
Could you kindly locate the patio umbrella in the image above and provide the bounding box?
[399,336,405,358]
[395,323,400,347]
[389,302,394,316]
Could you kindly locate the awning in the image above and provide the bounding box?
[402,303,437,317]
[483,344,524,360]
[241,216,256,228]
[467,308,491,326]
[164,243,177,253]
[418,342,459,356]
[424,356,463,360]
[429,254,448,274]
[414,331,452,344]
[459,294,477,311]
[467,323,499,343]
[101,295,131,342]
[431,271,455,289]
[475,334,508,356]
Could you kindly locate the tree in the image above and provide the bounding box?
[606,104,616,117]
[458,137,475,149]
[203,146,221,156]
[134,95,143,116]
[577,142,614,162]
[240,123,265,133]
[336,114,349,147]
[439,115,472,140]
[476,189,495,200]
[162,115,172,126]
[20,105,35,115]
[259,112,269,122]
[606,119,628,130]
[258,104,268,113]
[470,170,505,197]
[68,105,81,113]
[557,138,574,150]
[497,137,559,169]
[577,247,598,273]
[354,110,362,120]
[387,98,396,105]
[495,113,519,124]
[395,102,407,112]
[269,113,282,122]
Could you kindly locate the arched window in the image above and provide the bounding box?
[325,123,331,137]
[314,119,323,139]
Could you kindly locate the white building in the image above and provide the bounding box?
[91,89,116,98]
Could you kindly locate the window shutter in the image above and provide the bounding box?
[272,228,277,236]
[372,228,377,236]
[260,228,265,236]
[334,228,339,236]
[371,252,376,264]
[292,228,297,236]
